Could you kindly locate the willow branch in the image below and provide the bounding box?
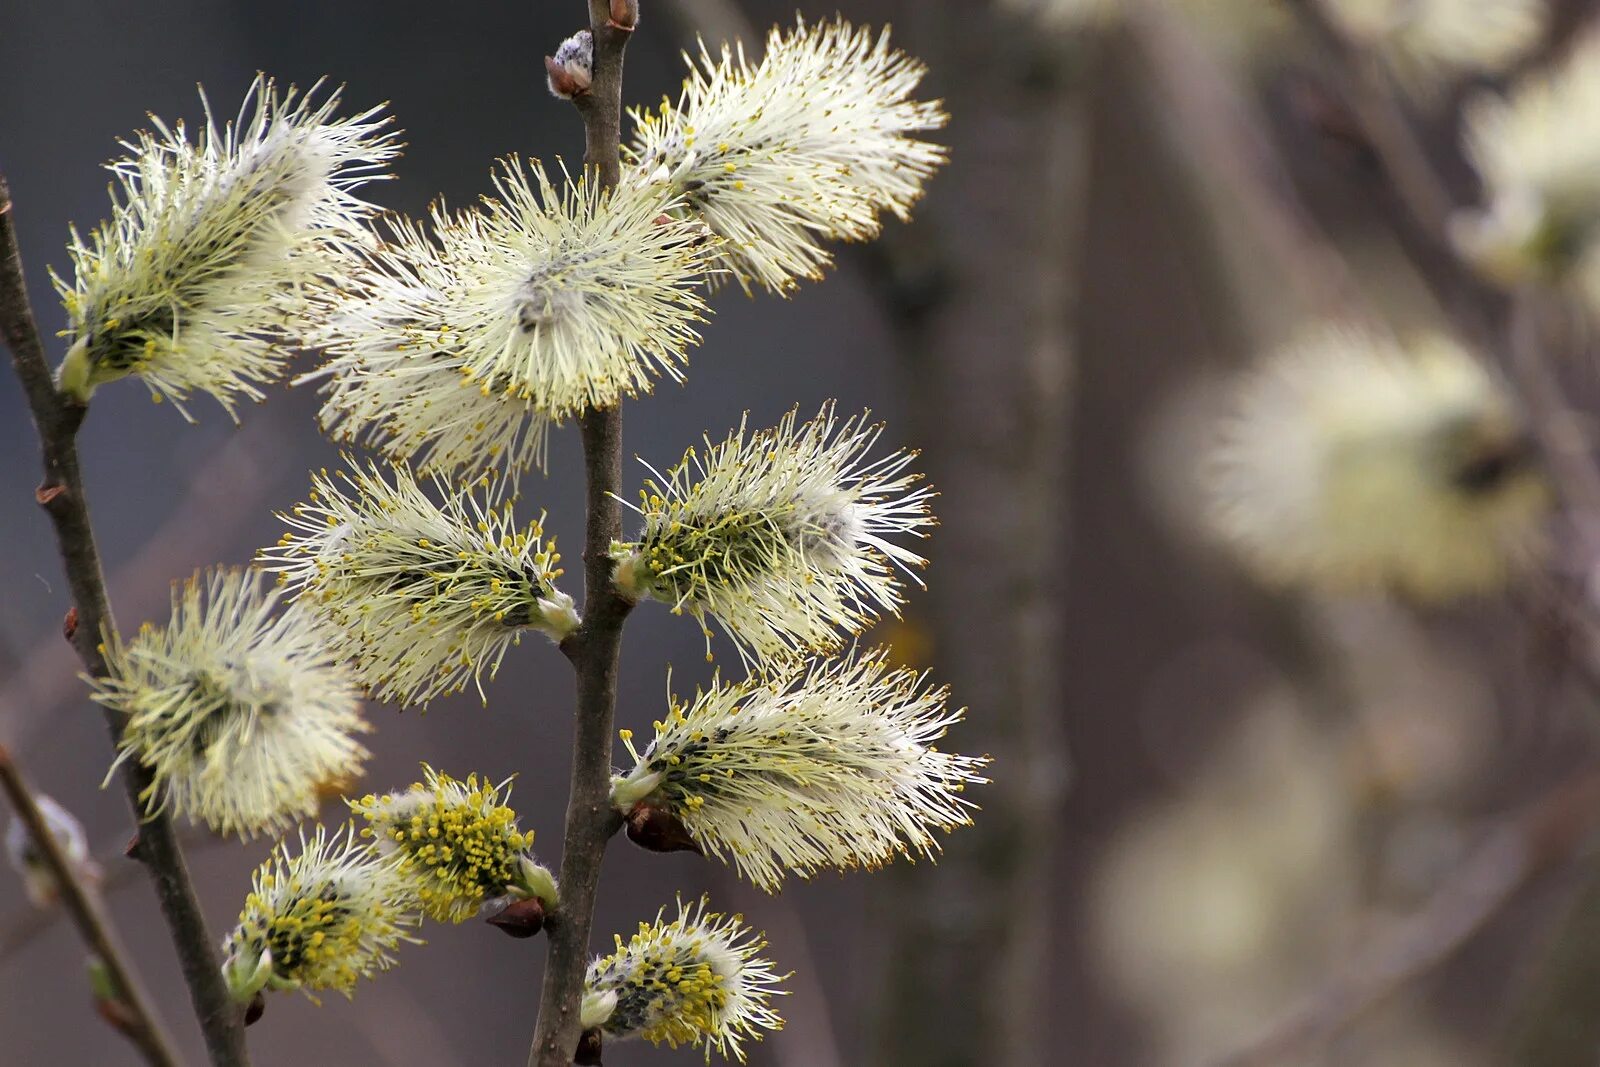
[1207,768,1600,1067]
[526,5,635,1065]
[0,172,250,1065]
[3,412,289,752]
[1128,1,1364,320]
[1284,0,1456,241]
[0,746,181,1067]
[0,824,224,965]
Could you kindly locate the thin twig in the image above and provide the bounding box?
[0,172,250,1064]
[1284,0,1456,242]
[1207,768,1600,1067]
[0,824,225,964]
[0,746,182,1067]
[526,5,636,1065]
[2,412,290,752]
[1128,1,1364,321]
[1508,288,1600,518]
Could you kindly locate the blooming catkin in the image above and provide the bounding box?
[629,17,947,293]
[261,460,578,707]
[611,648,988,892]
[580,897,785,1062]
[612,404,934,664]
[221,824,419,1001]
[53,74,396,416]
[1206,324,1549,599]
[351,766,556,923]
[91,568,369,837]
[1455,30,1600,310]
[308,157,713,479]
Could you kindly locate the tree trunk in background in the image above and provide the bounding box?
[867,5,1085,1063]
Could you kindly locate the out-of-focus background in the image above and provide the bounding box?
[7,0,1600,1064]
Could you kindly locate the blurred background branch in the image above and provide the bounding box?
[0,745,180,1067]
[1211,767,1600,1067]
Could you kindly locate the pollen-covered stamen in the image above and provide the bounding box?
[91,568,370,838]
[582,897,786,1062]
[260,460,578,708]
[53,74,397,417]
[611,648,988,892]
[221,824,419,1002]
[351,766,556,924]
[612,402,934,665]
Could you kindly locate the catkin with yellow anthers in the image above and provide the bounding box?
[261,460,578,708]
[306,157,714,479]
[53,74,396,417]
[351,766,556,923]
[1206,324,1549,600]
[1454,29,1600,314]
[221,824,419,1002]
[629,17,946,293]
[611,647,988,892]
[91,568,369,838]
[581,897,786,1063]
[612,403,934,665]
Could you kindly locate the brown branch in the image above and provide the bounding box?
[1499,861,1600,1064]
[1128,2,1365,321]
[0,746,181,1066]
[1508,289,1600,519]
[526,5,635,1065]
[2,412,290,752]
[1207,768,1600,1067]
[0,172,250,1064]
[1284,0,1456,242]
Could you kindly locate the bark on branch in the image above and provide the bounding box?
[525,5,635,1065]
